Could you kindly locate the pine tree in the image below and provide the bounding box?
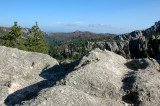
[0,21,22,47]
[18,37,27,50]
[27,22,48,54]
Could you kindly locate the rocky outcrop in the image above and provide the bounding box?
[126,58,159,71]
[105,30,149,59]
[122,58,160,105]
[106,21,160,59]
[125,69,160,105]
[22,85,122,106]
[63,49,128,101]
[105,41,130,58]
[0,46,64,105]
[99,29,149,59]
[0,46,160,105]
[129,36,148,58]
[145,21,160,33]
[21,48,128,105]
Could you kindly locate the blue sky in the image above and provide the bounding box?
[0,0,160,34]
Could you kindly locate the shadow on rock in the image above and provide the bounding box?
[5,65,71,106]
[122,60,143,105]
[121,71,137,105]
[125,59,149,70]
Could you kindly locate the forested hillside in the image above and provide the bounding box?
[45,31,117,60]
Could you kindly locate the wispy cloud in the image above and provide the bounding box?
[87,23,131,34]
[55,21,85,26]
[45,21,132,34]
[65,23,79,27]
[88,24,114,29]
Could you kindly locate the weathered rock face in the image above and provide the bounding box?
[128,69,160,105]
[63,49,128,101]
[146,21,160,33]
[126,58,159,71]
[105,41,130,58]
[122,58,160,105]
[108,21,160,59]
[22,85,121,106]
[106,42,119,51]
[0,46,62,106]
[114,21,160,59]
[21,48,128,106]
[21,48,160,106]
[105,30,149,59]
[0,46,160,106]
[129,36,148,58]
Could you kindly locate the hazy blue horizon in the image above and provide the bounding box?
[0,0,160,34]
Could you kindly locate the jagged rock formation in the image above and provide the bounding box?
[145,21,160,33]
[105,41,130,58]
[0,46,160,105]
[84,21,160,59]
[111,21,160,59]
[106,30,148,59]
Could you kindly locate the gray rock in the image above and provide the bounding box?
[22,48,128,106]
[105,42,119,52]
[20,49,128,106]
[122,58,160,105]
[95,41,105,48]
[1,46,160,106]
[129,36,148,58]
[125,69,160,106]
[0,46,60,105]
[130,30,143,38]
[22,85,122,106]
[63,48,128,101]
[105,41,130,58]
[126,58,160,71]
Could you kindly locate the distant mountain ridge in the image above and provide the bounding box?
[47,30,116,42]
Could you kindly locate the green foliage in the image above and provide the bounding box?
[0,21,48,54]
[18,37,27,50]
[146,38,160,59]
[144,31,159,40]
[0,21,25,48]
[27,22,48,54]
[45,37,111,61]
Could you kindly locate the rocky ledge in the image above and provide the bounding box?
[0,46,160,106]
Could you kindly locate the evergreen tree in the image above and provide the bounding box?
[0,21,22,47]
[18,37,27,50]
[27,22,48,54]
